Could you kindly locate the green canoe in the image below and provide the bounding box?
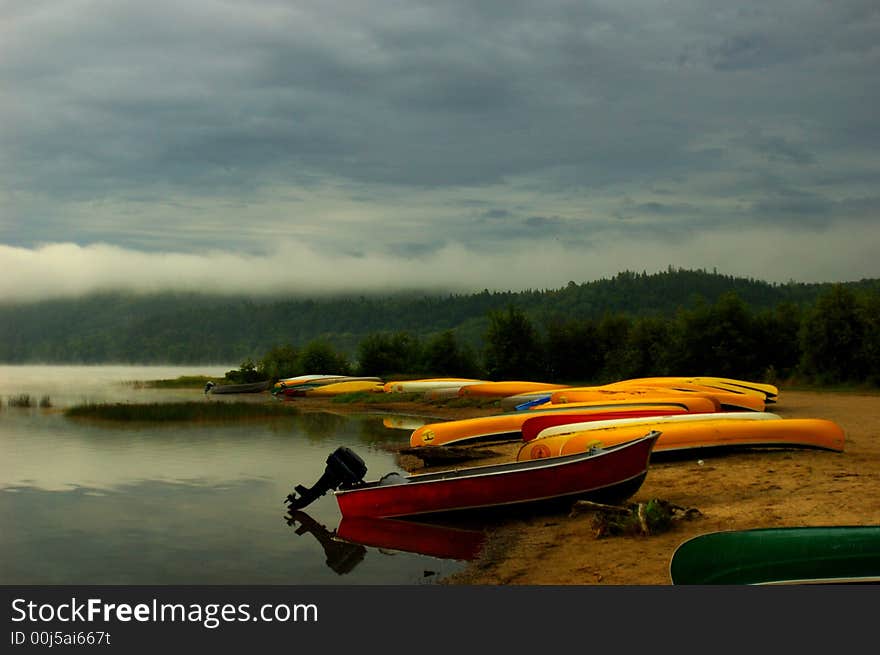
[670,526,880,585]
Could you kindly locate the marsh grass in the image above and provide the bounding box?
[331,391,423,404]
[125,376,216,389]
[431,396,501,409]
[7,394,33,408]
[65,401,300,422]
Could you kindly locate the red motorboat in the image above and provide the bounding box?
[330,431,660,519]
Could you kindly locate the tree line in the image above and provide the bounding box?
[236,284,880,388]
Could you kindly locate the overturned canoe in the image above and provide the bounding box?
[304,380,385,396]
[382,378,487,394]
[521,410,779,442]
[530,395,719,414]
[550,384,766,412]
[409,402,703,448]
[603,377,774,408]
[334,431,660,519]
[274,375,382,393]
[517,417,845,460]
[205,380,272,394]
[457,381,570,398]
[670,526,880,584]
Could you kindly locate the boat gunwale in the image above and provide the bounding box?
[338,471,651,519]
[337,431,660,493]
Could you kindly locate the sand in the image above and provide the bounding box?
[287,389,880,585]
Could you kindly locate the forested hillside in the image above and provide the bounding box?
[1,268,878,365]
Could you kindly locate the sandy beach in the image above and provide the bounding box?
[287,389,880,585]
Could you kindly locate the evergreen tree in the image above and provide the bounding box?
[800,285,866,383]
[483,306,545,379]
[356,332,422,377]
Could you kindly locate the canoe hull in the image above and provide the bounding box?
[457,381,569,398]
[517,418,845,460]
[524,411,782,442]
[670,526,880,584]
[207,380,271,394]
[336,432,660,519]
[410,403,697,447]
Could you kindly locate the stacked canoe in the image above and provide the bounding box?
[403,375,846,457]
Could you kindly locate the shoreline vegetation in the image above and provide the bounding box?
[63,400,304,422]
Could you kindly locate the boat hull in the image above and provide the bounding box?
[523,411,782,442]
[207,380,272,394]
[517,417,845,460]
[531,395,719,414]
[457,381,570,398]
[409,403,698,447]
[336,432,660,519]
[670,526,880,584]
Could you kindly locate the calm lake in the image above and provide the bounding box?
[0,365,474,584]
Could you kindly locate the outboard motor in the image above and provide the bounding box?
[285,447,368,510]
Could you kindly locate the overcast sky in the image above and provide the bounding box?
[2,0,879,300]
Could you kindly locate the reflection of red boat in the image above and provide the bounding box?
[335,517,487,561]
[334,431,660,519]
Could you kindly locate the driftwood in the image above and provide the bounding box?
[570,498,703,537]
[399,445,501,466]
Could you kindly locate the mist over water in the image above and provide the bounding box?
[0,365,468,584]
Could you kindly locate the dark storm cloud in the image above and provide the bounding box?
[2,0,879,294]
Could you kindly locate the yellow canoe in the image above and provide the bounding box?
[605,377,777,404]
[528,411,782,441]
[304,380,385,396]
[588,382,767,412]
[409,402,705,448]
[532,395,719,414]
[517,417,845,460]
[382,378,487,394]
[457,381,570,398]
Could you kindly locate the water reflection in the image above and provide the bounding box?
[285,511,367,575]
[287,510,487,567]
[0,365,473,584]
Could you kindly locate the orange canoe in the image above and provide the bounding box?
[457,381,570,398]
[601,379,769,410]
[533,395,719,414]
[409,402,701,448]
[517,417,845,460]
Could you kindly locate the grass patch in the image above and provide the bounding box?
[7,394,33,408]
[431,396,501,409]
[65,401,300,422]
[127,375,217,389]
[330,391,424,404]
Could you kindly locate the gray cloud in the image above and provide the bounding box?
[1,0,879,295]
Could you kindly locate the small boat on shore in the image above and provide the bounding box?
[286,432,661,519]
[670,526,880,584]
[204,380,272,394]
